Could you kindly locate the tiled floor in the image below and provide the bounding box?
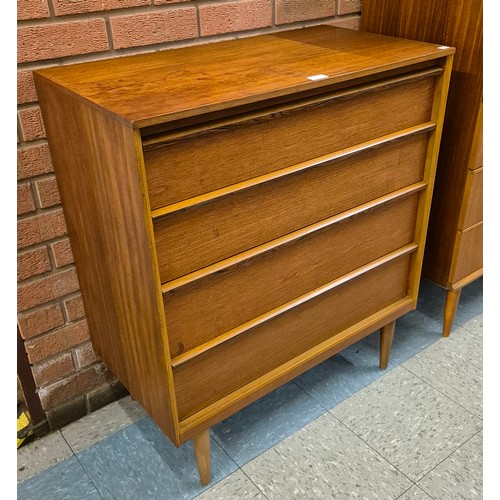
[17,278,483,499]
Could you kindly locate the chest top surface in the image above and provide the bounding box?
[35,26,453,128]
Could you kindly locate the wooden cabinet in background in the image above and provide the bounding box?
[34,27,453,484]
[361,0,483,336]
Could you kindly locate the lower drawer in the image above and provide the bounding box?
[164,193,419,358]
[173,253,412,419]
[458,168,483,230]
[450,223,483,284]
[154,132,427,281]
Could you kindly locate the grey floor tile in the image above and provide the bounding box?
[461,313,483,338]
[17,431,73,483]
[403,327,482,418]
[196,470,265,499]
[62,395,146,453]
[212,381,325,466]
[17,456,100,500]
[397,485,433,500]
[294,309,442,411]
[418,431,483,500]
[331,367,482,482]
[77,416,237,499]
[417,278,483,331]
[243,413,411,500]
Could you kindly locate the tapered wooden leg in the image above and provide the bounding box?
[380,320,396,369]
[443,288,462,337]
[193,429,211,486]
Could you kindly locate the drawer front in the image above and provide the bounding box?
[144,75,435,210]
[450,223,483,284]
[173,254,412,419]
[469,102,482,170]
[164,194,420,358]
[458,168,482,230]
[154,133,428,282]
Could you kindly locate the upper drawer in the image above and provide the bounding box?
[143,70,437,210]
[154,132,429,282]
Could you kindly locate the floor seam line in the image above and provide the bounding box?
[399,364,482,420]
[240,467,272,500]
[416,428,483,487]
[329,413,417,490]
[72,452,105,500]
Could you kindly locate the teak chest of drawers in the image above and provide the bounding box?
[34,26,454,484]
[361,0,483,337]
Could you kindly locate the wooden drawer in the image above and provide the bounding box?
[458,168,483,230]
[173,253,412,419]
[154,132,428,281]
[164,193,420,359]
[450,223,483,284]
[143,72,436,210]
[468,102,483,170]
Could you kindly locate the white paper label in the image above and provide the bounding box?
[307,74,329,81]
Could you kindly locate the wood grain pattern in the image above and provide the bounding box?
[193,430,211,486]
[443,288,461,338]
[164,194,419,357]
[174,254,412,419]
[154,133,429,281]
[179,298,415,442]
[361,0,482,292]
[458,168,483,230]
[34,27,453,461]
[144,75,435,208]
[161,183,426,293]
[449,223,483,284]
[33,76,179,443]
[380,320,396,369]
[34,26,453,128]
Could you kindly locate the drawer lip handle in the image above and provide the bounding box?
[161,181,427,294]
[151,122,435,221]
[142,66,442,147]
[170,243,418,369]
[177,297,415,440]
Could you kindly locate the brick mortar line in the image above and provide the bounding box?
[17,138,49,149]
[103,14,115,51]
[17,172,57,188]
[18,292,82,322]
[16,12,359,70]
[24,325,93,356]
[17,1,219,27]
[25,327,96,364]
[46,0,56,19]
[17,102,44,112]
[16,203,63,222]
[17,235,69,255]
[17,260,76,288]
[35,357,105,389]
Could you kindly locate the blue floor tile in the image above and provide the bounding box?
[417,277,483,330]
[294,335,390,410]
[365,309,444,365]
[17,456,100,500]
[211,381,325,466]
[76,417,237,500]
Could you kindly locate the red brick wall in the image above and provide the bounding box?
[17,0,361,430]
